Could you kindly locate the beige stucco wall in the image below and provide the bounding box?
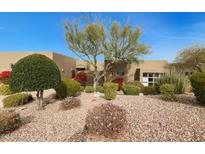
[0,52,53,71]
[76,60,104,71]
[53,52,76,78]
[127,60,169,82]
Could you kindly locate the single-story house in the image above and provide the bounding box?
[0,51,170,86]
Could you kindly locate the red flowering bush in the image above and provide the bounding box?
[74,72,87,86]
[114,77,124,91]
[0,71,11,84]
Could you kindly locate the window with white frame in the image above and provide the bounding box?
[142,72,165,86]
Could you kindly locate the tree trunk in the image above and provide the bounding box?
[36,90,44,110]
[93,76,97,92]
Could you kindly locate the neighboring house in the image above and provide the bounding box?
[0,51,169,86]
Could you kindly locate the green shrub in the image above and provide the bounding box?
[96,86,104,93]
[55,78,81,99]
[0,84,14,96]
[0,110,21,134]
[10,54,61,92]
[84,103,127,137]
[126,81,144,91]
[143,86,157,95]
[80,86,84,92]
[160,84,176,101]
[123,84,140,95]
[103,82,118,100]
[155,75,185,94]
[190,72,205,104]
[3,93,33,108]
[85,86,94,93]
[55,81,67,99]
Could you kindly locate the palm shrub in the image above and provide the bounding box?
[0,84,14,96]
[84,103,127,138]
[103,82,118,100]
[160,84,176,101]
[3,93,33,108]
[123,84,140,95]
[55,78,81,99]
[9,54,61,109]
[85,86,94,93]
[155,75,185,94]
[190,72,205,104]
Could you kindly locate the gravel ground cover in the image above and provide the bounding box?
[0,91,205,142]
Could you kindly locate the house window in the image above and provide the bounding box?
[142,72,164,86]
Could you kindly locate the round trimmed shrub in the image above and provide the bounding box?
[84,103,127,137]
[190,72,205,104]
[160,83,176,101]
[3,93,33,108]
[96,86,104,93]
[0,84,14,96]
[10,54,61,92]
[103,82,118,100]
[123,84,140,95]
[143,86,157,95]
[0,110,21,134]
[55,78,81,99]
[85,86,94,93]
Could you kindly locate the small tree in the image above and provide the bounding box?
[65,16,149,91]
[103,22,149,81]
[172,45,205,73]
[10,54,61,109]
[65,17,105,91]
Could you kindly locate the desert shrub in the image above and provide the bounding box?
[114,77,124,91]
[160,84,176,101]
[143,86,157,95]
[155,75,185,94]
[59,97,81,111]
[126,81,144,91]
[96,86,104,93]
[0,71,11,84]
[3,93,33,108]
[190,72,205,104]
[85,86,94,93]
[74,71,87,86]
[103,82,118,100]
[55,78,81,99]
[84,103,127,137]
[80,86,84,92]
[0,110,21,134]
[123,84,140,95]
[0,84,14,96]
[55,81,67,99]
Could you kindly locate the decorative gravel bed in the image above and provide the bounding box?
[0,92,205,142]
